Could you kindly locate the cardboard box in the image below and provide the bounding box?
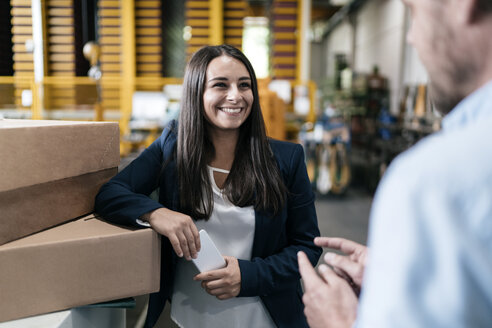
[0,307,126,328]
[0,119,120,190]
[0,119,120,245]
[0,215,161,323]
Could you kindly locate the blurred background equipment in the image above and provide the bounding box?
[0,0,449,326]
[83,41,103,120]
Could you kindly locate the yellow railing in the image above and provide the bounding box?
[0,76,40,119]
[42,76,121,122]
[0,75,184,155]
[1,76,182,115]
[300,79,317,124]
[135,77,183,89]
[1,75,316,152]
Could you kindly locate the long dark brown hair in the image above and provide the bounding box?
[177,44,287,220]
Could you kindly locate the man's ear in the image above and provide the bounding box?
[452,0,480,25]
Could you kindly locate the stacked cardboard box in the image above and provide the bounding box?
[0,214,160,322]
[0,119,120,245]
[0,119,161,322]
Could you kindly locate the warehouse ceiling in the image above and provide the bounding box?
[245,0,352,23]
[248,0,349,5]
[245,0,368,40]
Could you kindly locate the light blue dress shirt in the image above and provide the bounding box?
[356,80,492,327]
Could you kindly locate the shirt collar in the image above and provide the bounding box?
[442,80,492,132]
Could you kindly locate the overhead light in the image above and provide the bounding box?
[330,0,350,5]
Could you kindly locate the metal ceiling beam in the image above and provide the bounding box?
[322,0,367,38]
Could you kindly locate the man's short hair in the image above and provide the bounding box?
[478,0,492,13]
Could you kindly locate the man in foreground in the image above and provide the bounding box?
[298,0,492,326]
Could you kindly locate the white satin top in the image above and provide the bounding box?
[170,166,276,328]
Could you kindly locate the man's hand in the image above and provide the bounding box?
[194,256,241,300]
[298,251,358,328]
[143,208,201,260]
[315,237,368,290]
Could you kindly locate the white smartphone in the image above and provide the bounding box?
[192,230,226,273]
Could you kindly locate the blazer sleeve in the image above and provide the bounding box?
[238,143,322,296]
[94,124,175,227]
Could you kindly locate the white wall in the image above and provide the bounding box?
[320,0,428,115]
[310,41,327,85]
[325,19,353,79]
[353,0,406,114]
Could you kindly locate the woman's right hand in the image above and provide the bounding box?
[143,208,201,260]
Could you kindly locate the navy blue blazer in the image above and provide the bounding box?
[95,121,321,327]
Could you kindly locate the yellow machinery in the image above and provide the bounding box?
[1,0,317,156]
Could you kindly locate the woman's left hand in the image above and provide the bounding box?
[194,256,241,300]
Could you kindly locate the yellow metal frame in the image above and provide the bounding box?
[135,77,183,88]
[0,76,40,119]
[1,75,184,157]
[210,0,224,45]
[296,0,304,82]
[1,76,184,115]
[291,79,317,123]
[3,0,318,151]
[120,0,136,138]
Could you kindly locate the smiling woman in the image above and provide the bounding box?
[202,55,253,134]
[177,45,288,221]
[95,44,322,328]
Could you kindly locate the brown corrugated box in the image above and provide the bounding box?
[0,214,161,323]
[0,119,120,245]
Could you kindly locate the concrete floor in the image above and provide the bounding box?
[125,189,373,328]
